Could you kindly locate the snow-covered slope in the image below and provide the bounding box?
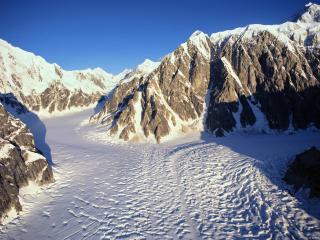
[1,110,320,239]
[91,3,320,143]
[136,59,160,74]
[0,39,123,116]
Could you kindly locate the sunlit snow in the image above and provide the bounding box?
[1,110,319,239]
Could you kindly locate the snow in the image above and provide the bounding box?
[1,207,18,226]
[210,5,320,51]
[136,59,160,74]
[188,30,210,60]
[0,140,15,158]
[22,150,46,165]
[1,4,320,238]
[247,99,270,133]
[0,110,319,239]
[221,57,243,88]
[0,39,122,102]
[131,92,145,142]
[19,181,43,196]
[297,3,320,23]
[119,59,160,85]
[165,30,210,65]
[306,2,313,7]
[210,24,298,52]
[37,102,99,119]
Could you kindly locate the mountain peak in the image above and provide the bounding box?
[136,59,160,73]
[295,2,320,23]
[189,30,208,40]
[306,2,314,7]
[92,67,112,76]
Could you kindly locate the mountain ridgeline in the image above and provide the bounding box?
[91,3,320,142]
[0,39,130,117]
[0,3,319,143]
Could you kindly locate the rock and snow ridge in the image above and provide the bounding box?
[296,2,320,23]
[0,103,54,225]
[91,3,320,143]
[210,3,320,50]
[0,39,129,117]
[136,59,161,74]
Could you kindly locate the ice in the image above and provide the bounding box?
[0,110,319,239]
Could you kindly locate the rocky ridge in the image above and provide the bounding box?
[91,3,320,142]
[0,103,54,224]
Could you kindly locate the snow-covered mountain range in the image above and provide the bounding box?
[0,3,320,143]
[91,2,320,142]
[0,39,130,117]
[0,2,320,234]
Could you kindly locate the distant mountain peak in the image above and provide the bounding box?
[189,30,209,41]
[190,30,205,37]
[136,59,160,73]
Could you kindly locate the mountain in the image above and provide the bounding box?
[0,39,124,117]
[91,3,320,143]
[89,58,160,137]
[0,103,54,224]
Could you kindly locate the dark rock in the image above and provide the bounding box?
[283,146,320,198]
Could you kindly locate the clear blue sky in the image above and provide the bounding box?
[0,0,313,74]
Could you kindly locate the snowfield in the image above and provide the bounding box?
[0,110,320,239]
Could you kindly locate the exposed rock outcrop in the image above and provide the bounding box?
[283,146,320,198]
[91,3,320,142]
[0,103,54,224]
[207,31,320,136]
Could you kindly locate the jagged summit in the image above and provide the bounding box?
[291,2,320,23]
[189,30,207,38]
[297,2,320,23]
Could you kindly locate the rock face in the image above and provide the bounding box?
[0,39,125,116]
[91,3,320,142]
[207,31,320,136]
[91,32,211,143]
[283,146,320,198]
[0,103,54,224]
